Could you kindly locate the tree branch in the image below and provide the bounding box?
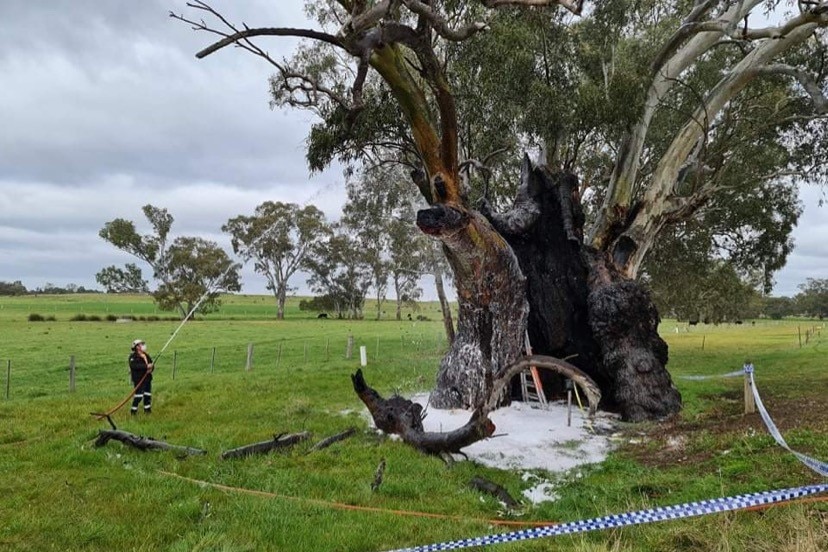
[480,0,584,16]
[401,0,490,41]
[169,0,345,59]
[756,64,828,113]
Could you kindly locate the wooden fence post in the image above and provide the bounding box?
[325,338,330,361]
[69,355,76,393]
[360,345,367,367]
[210,347,216,373]
[172,350,178,380]
[798,326,802,348]
[701,335,706,350]
[277,342,283,368]
[246,343,254,371]
[346,335,354,359]
[304,341,308,364]
[376,336,380,361]
[743,363,756,415]
[6,359,10,399]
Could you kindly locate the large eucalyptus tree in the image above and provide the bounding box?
[173,0,828,422]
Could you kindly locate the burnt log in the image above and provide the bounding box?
[94,429,207,456]
[220,431,310,460]
[469,476,520,508]
[352,369,495,454]
[308,427,358,453]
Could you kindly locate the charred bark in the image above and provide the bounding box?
[469,476,520,508]
[480,159,681,421]
[220,432,310,460]
[352,369,495,454]
[417,204,528,409]
[308,427,357,453]
[94,430,207,456]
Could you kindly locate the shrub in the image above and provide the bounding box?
[46,315,56,322]
[69,314,87,321]
[105,314,118,322]
[87,315,102,322]
[28,313,45,322]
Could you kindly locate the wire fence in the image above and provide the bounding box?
[0,331,450,401]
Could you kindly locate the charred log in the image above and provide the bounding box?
[469,476,520,508]
[352,357,598,455]
[308,427,358,453]
[352,369,495,454]
[220,432,310,460]
[94,429,207,456]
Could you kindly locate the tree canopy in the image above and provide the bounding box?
[100,205,241,317]
[223,201,330,319]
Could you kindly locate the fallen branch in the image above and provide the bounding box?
[352,355,601,455]
[371,458,386,492]
[220,431,310,460]
[469,476,520,508]
[495,356,601,416]
[94,429,207,456]
[308,427,358,453]
[352,369,495,455]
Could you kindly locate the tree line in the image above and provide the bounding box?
[94,165,454,326]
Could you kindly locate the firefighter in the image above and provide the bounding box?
[128,339,154,414]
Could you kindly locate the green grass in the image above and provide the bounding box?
[0,294,826,551]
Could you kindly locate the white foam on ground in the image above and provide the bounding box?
[363,393,618,502]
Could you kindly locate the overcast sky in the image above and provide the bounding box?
[0,1,824,299]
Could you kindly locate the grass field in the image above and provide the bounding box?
[0,294,826,551]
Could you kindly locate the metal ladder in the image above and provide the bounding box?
[519,333,547,407]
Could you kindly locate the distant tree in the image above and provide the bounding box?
[762,295,797,320]
[100,205,240,317]
[305,229,371,319]
[796,278,828,319]
[647,246,758,324]
[299,296,337,313]
[0,280,28,296]
[223,201,330,320]
[95,263,149,293]
[152,237,242,317]
[343,165,430,320]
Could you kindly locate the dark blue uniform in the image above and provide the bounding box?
[128,351,153,414]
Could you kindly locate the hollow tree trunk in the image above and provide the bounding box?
[423,156,681,421]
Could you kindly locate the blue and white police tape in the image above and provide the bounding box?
[384,483,828,552]
[679,369,743,381]
[748,368,828,477]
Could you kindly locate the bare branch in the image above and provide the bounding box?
[170,1,345,60]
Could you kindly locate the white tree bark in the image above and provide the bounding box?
[618,22,820,277]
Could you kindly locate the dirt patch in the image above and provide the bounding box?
[621,391,828,469]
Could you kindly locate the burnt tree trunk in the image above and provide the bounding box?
[417,201,528,410]
[424,157,681,421]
